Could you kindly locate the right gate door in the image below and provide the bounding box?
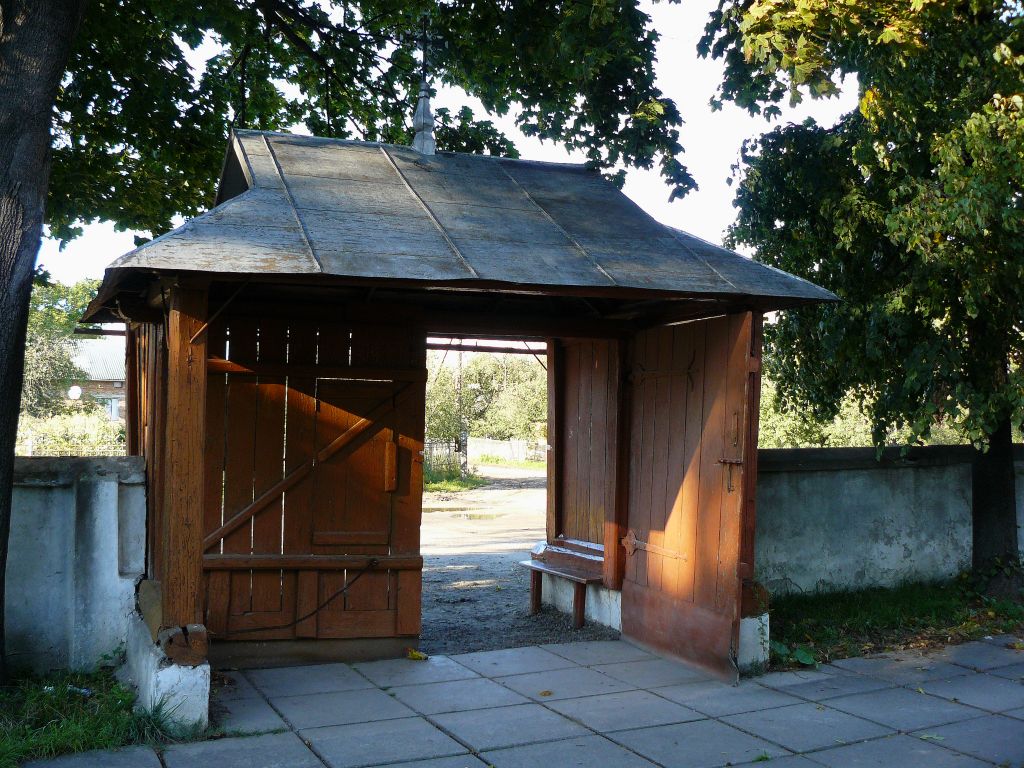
[621,312,758,679]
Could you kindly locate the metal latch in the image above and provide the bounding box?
[622,529,687,561]
[718,457,743,492]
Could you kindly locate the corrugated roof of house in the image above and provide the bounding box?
[90,130,835,310]
[73,337,126,381]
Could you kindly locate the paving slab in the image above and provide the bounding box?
[214,670,264,702]
[829,653,973,685]
[301,716,467,768]
[547,689,704,731]
[722,702,893,753]
[367,758,488,768]
[23,746,162,768]
[988,661,1024,681]
[495,665,634,701]
[593,657,708,688]
[450,646,576,677]
[825,686,985,732]
[271,687,415,729]
[163,732,323,768]
[733,758,823,768]
[390,676,528,714]
[540,640,655,666]
[922,672,1024,712]
[753,668,844,689]
[1004,706,1024,720]
[430,702,588,750]
[481,734,656,768]
[913,714,1024,765]
[809,734,991,767]
[653,679,804,717]
[247,663,372,697]
[353,656,479,688]
[214,695,289,733]
[609,718,790,767]
[772,672,894,702]
[930,640,1024,671]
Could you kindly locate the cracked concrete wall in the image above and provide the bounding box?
[756,446,1024,595]
[5,456,146,673]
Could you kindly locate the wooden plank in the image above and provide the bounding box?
[125,327,140,455]
[589,341,609,546]
[203,554,423,570]
[680,321,708,602]
[207,357,427,382]
[160,285,209,629]
[739,313,764,604]
[604,338,629,590]
[694,316,729,609]
[716,313,752,612]
[661,325,688,599]
[251,322,288,615]
[648,327,673,593]
[562,343,580,540]
[576,341,593,543]
[546,340,563,544]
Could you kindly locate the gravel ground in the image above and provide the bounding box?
[418,465,619,655]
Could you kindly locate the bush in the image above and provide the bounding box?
[16,410,126,456]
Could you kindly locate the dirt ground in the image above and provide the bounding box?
[418,464,619,655]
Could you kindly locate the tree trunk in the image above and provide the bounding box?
[0,0,87,681]
[971,416,1020,571]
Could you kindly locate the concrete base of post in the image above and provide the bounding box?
[121,615,210,728]
[737,613,770,673]
[541,573,622,630]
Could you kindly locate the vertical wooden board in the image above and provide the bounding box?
[576,342,594,542]
[390,331,426,556]
[250,322,287,615]
[694,316,730,609]
[648,327,674,593]
[561,344,580,540]
[716,313,752,612]
[636,329,661,587]
[625,331,646,585]
[679,321,708,602]
[546,340,562,544]
[125,328,139,455]
[589,341,609,546]
[662,325,690,598]
[317,322,351,367]
[205,571,230,636]
[396,569,422,635]
[203,322,229,545]
[604,339,627,590]
[312,384,351,543]
[740,314,764,587]
[222,318,259,617]
[149,327,168,582]
[295,572,319,638]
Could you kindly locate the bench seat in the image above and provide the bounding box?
[519,558,602,629]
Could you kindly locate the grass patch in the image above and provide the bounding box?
[768,576,1024,669]
[423,465,488,492]
[0,668,196,768]
[476,454,546,470]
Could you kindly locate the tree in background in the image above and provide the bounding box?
[426,353,546,443]
[702,1,1024,581]
[1,0,697,679]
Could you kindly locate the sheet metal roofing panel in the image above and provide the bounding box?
[99,130,837,306]
[73,337,127,381]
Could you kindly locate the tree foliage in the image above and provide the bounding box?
[426,352,546,442]
[702,1,1024,449]
[48,0,695,246]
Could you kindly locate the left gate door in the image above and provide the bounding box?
[200,316,426,641]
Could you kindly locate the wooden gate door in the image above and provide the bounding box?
[620,312,759,679]
[201,315,426,642]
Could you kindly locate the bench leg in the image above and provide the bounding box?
[572,581,586,629]
[530,570,543,615]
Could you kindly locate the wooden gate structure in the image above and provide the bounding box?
[86,129,832,675]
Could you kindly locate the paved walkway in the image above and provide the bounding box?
[28,636,1024,768]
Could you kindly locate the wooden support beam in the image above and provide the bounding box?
[158,624,209,667]
[160,285,209,631]
[546,339,563,543]
[604,337,631,590]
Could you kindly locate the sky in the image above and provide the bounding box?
[35,0,858,286]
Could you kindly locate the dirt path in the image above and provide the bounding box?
[418,464,619,655]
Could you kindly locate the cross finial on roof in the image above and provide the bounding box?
[412,12,436,155]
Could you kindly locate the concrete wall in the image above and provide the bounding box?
[5,456,146,673]
[756,446,1024,594]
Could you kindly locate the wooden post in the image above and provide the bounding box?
[160,284,209,634]
[546,339,563,544]
[604,337,630,590]
[740,312,765,616]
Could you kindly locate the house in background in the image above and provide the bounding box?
[72,335,127,421]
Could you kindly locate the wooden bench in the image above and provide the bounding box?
[519,558,602,629]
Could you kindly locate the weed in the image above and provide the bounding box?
[476,454,545,470]
[0,668,198,768]
[768,577,1024,668]
[423,466,488,492]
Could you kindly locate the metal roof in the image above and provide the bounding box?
[95,129,834,306]
[73,337,126,381]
